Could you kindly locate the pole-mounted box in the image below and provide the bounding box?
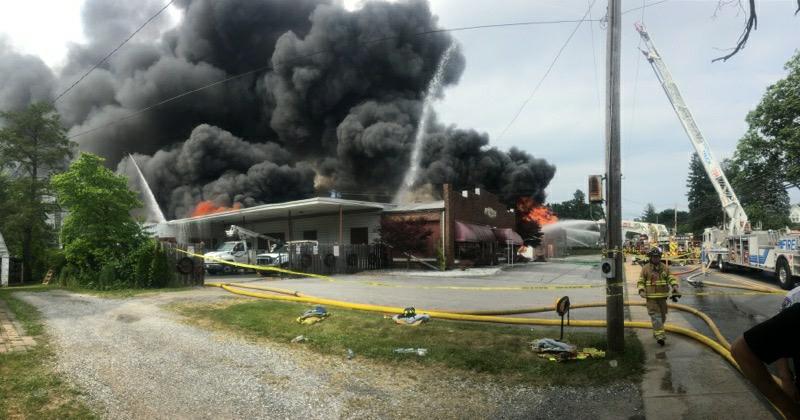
[588,175,603,204]
[601,258,615,278]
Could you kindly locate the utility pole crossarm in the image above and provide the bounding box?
[634,23,748,235]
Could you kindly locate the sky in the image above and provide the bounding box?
[0,0,798,219]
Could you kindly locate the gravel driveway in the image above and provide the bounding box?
[18,289,643,419]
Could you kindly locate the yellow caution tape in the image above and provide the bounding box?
[181,248,607,291]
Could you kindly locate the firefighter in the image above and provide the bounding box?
[638,247,679,346]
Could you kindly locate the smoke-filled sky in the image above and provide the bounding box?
[1,0,799,219]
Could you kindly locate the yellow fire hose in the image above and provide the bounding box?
[198,249,788,418]
[211,281,797,418]
[207,282,738,367]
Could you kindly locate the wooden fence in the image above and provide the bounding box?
[162,242,205,286]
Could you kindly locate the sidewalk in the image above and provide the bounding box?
[0,299,36,353]
[624,262,778,419]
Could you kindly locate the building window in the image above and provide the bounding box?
[350,227,369,245]
[303,230,317,240]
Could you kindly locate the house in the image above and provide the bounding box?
[790,204,800,225]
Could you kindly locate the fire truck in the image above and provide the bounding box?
[636,24,800,289]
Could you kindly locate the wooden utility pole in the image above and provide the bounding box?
[674,204,678,234]
[605,0,625,353]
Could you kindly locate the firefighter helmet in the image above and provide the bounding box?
[647,247,663,257]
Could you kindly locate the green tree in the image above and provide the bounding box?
[737,52,800,191]
[377,217,432,255]
[727,157,791,230]
[549,189,604,220]
[656,208,690,234]
[0,102,74,282]
[52,153,145,278]
[641,203,658,224]
[686,153,723,235]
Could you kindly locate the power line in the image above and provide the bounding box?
[623,0,647,165]
[53,0,175,103]
[586,0,603,127]
[621,0,670,16]
[495,0,598,142]
[67,17,601,140]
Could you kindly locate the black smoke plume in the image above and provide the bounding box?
[1,0,555,218]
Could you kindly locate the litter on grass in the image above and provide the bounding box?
[290,335,307,343]
[297,306,329,325]
[391,306,431,326]
[394,348,428,356]
[531,338,606,362]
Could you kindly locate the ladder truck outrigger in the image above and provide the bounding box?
[635,23,800,289]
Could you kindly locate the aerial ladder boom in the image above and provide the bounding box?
[225,225,282,248]
[635,23,749,236]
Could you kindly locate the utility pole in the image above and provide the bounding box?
[604,0,625,354]
[674,204,678,234]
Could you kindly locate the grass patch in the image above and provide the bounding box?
[173,299,644,385]
[0,289,96,419]
[59,285,196,299]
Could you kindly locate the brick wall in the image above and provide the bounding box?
[381,211,443,260]
[443,184,516,268]
[447,186,515,228]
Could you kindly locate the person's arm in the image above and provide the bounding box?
[637,267,646,298]
[777,357,800,402]
[731,337,800,419]
[664,264,678,290]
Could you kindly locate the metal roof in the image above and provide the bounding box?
[166,197,392,225]
[383,200,445,213]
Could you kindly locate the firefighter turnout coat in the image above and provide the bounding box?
[637,262,677,299]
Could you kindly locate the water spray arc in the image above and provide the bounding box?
[128,154,166,224]
[394,42,458,203]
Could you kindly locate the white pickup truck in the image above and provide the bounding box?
[255,244,290,275]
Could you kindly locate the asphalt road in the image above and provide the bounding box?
[678,267,785,344]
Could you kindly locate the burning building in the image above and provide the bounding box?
[158,184,523,272]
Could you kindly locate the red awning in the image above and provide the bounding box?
[455,221,496,243]
[492,228,523,245]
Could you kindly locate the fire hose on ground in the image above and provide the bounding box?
[205,281,737,366]
[188,249,786,417]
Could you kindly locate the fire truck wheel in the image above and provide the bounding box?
[777,258,794,290]
[716,255,726,273]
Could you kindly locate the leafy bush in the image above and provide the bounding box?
[126,239,155,288]
[149,243,173,288]
[57,264,77,287]
[97,263,117,290]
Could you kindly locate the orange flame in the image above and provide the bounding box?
[517,197,558,226]
[190,200,242,217]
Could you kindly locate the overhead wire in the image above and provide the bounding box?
[623,0,647,166]
[53,0,176,103]
[621,0,670,16]
[66,17,601,140]
[495,0,598,142]
[64,0,676,141]
[586,0,603,129]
